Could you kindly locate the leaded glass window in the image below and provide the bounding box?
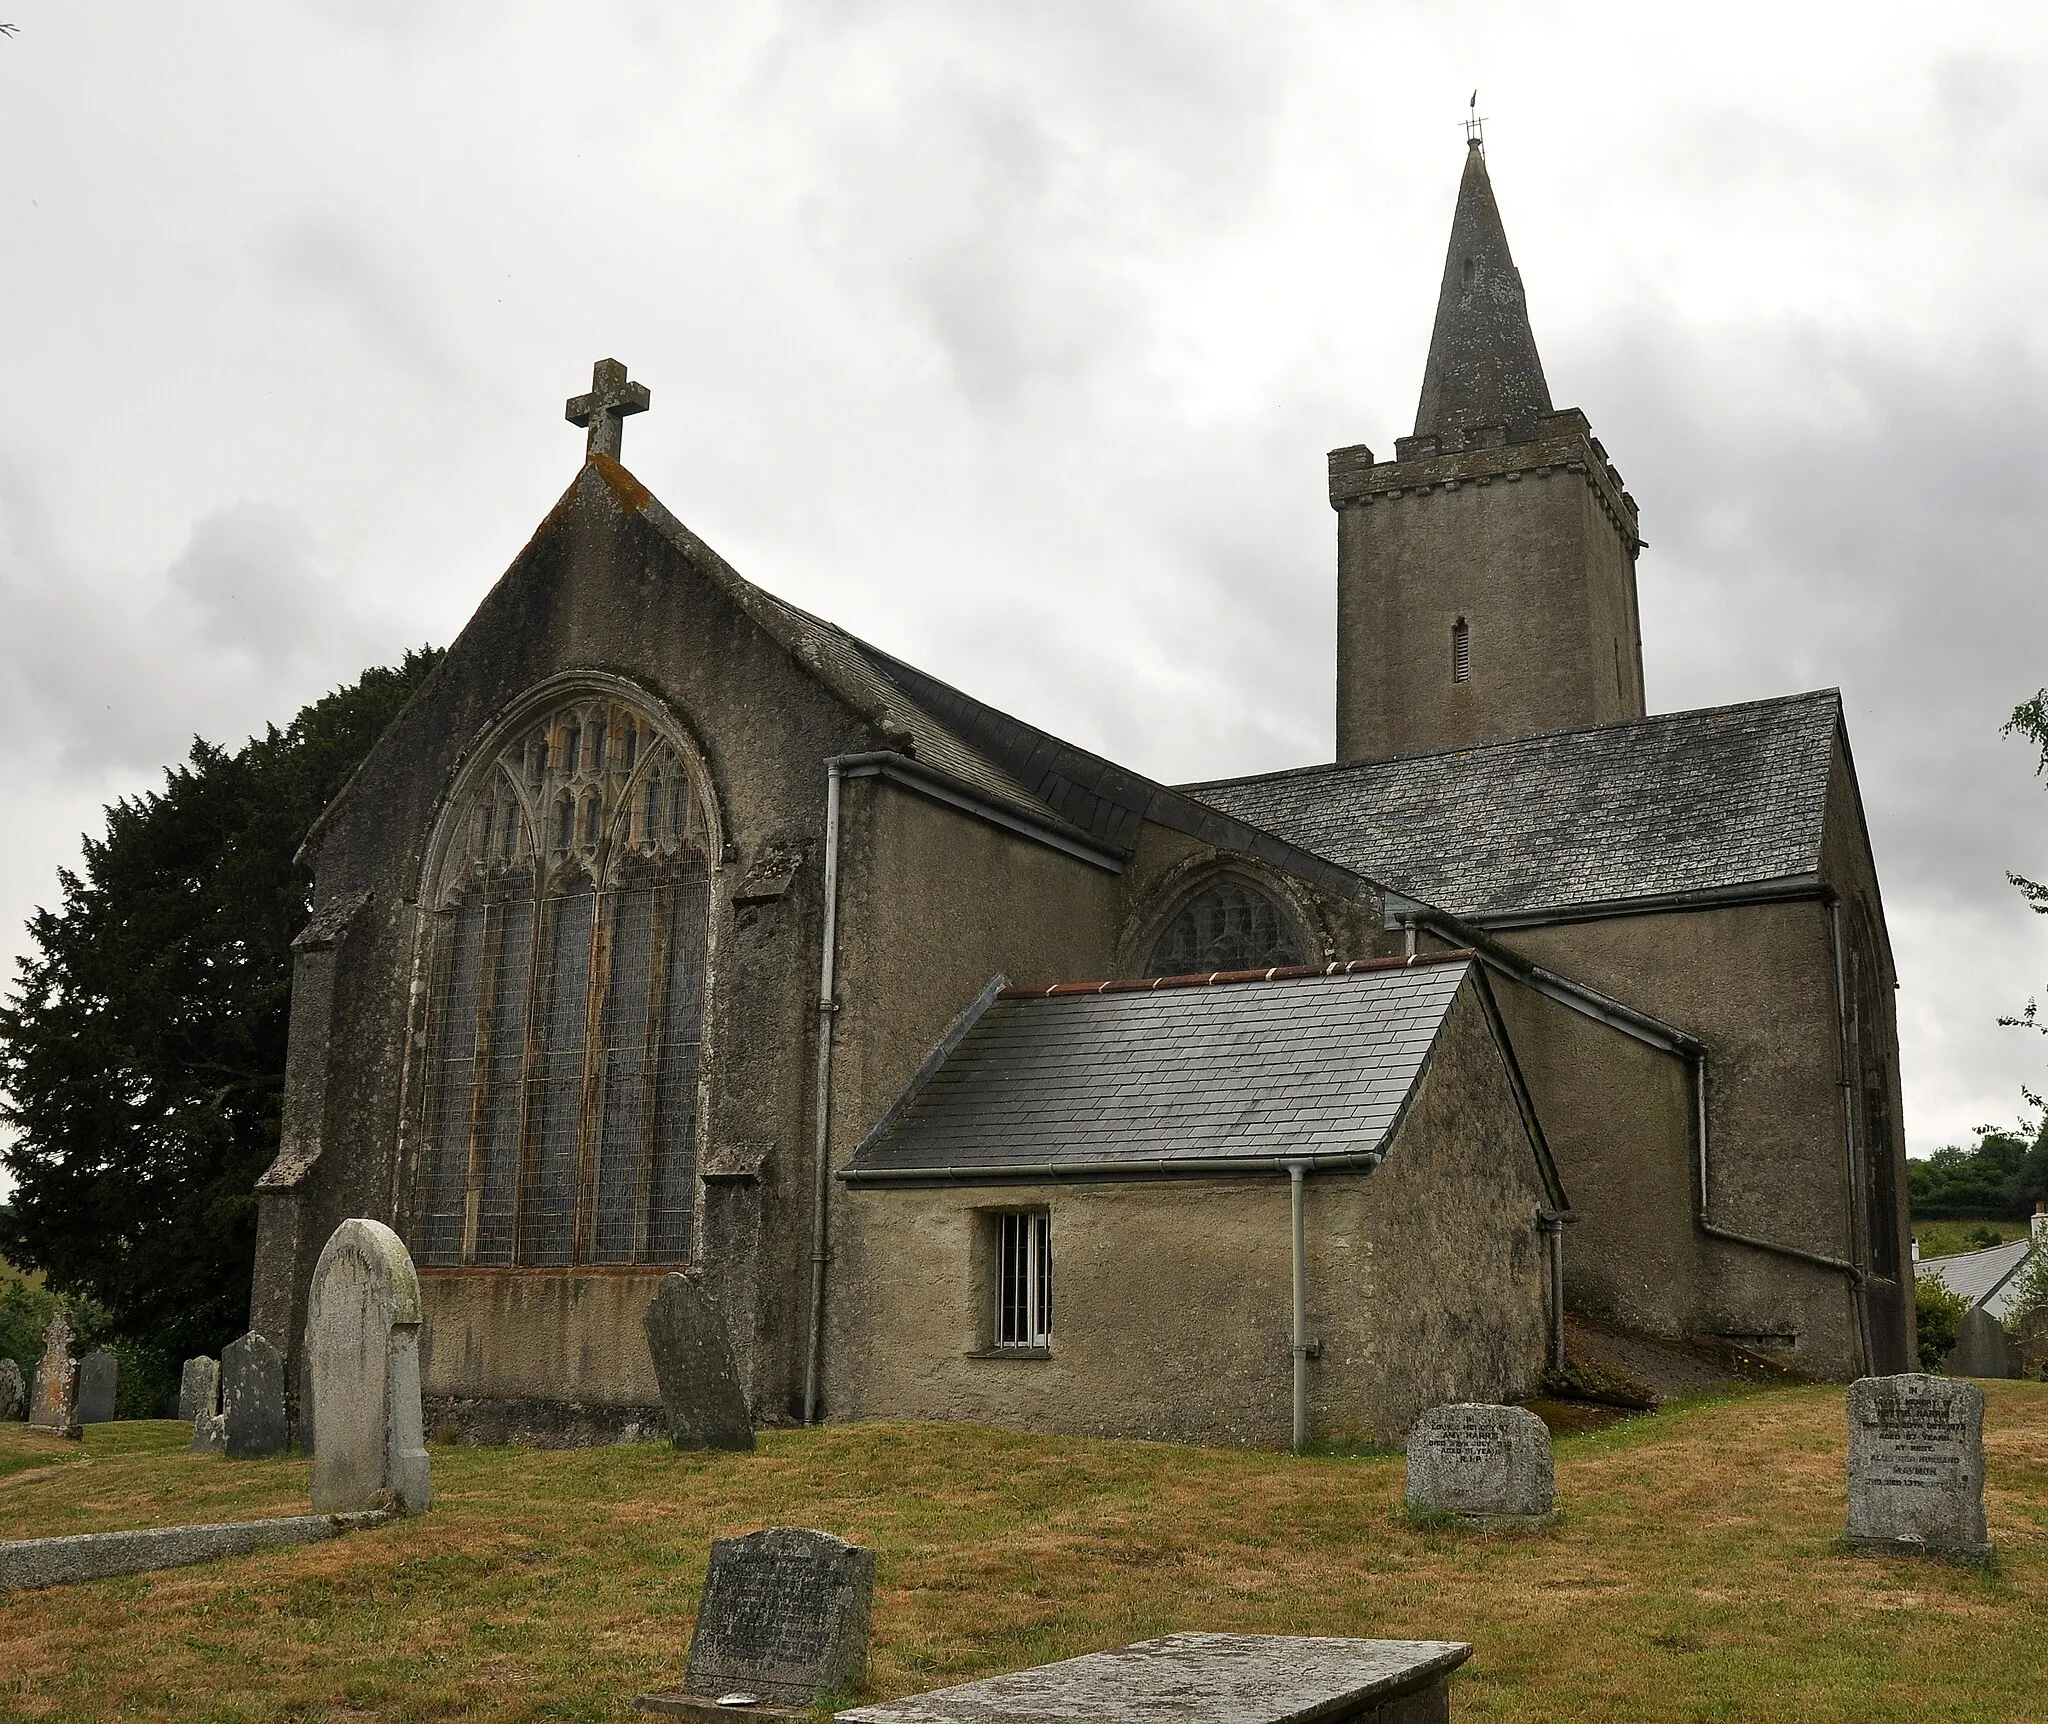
[1146,879,1305,977]
[410,689,713,1268]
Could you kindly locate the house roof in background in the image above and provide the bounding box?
[1915,1237,2036,1319]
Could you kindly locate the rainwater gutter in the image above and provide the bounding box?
[801,759,846,1427]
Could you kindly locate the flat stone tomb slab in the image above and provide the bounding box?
[1842,1373,1993,1563]
[836,1633,1473,1724]
[1405,1403,1556,1528]
[637,1527,874,1718]
[0,1511,391,1591]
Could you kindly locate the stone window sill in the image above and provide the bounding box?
[965,1346,1051,1362]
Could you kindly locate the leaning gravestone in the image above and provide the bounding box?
[0,1359,23,1422]
[27,1314,81,1440]
[1405,1402,1557,1528]
[221,1332,288,1460]
[643,1269,755,1452]
[178,1356,220,1423]
[306,1218,432,1515]
[636,1528,874,1718]
[1842,1374,1992,1563]
[1947,1307,2017,1380]
[76,1351,118,1424]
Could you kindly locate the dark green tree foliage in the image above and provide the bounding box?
[1906,1124,2048,1220]
[1915,1274,1970,1372]
[0,651,440,1363]
[2004,689,2048,1113]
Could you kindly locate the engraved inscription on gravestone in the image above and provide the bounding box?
[1843,1374,1992,1563]
[1405,1402,1556,1526]
[77,1351,118,1424]
[637,1527,874,1716]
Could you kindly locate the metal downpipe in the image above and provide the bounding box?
[1539,1212,1566,1373]
[1289,1162,1308,1455]
[802,761,845,1426]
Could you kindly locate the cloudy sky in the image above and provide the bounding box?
[3,2,2047,1183]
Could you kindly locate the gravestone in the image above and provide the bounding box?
[76,1351,118,1424]
[27,1314,81,1439]
[636,1528,874,1718]
[0,1359,23,1422]
[221,1332,288,1460]
[306,1218,432,1515]
[190,1413,227,1454]
[178,1356,220,1423]
[1947,1307,2017,1380]
[836,1634,1474,1724]
[642,1269,754,1452]
[1405,1402,1556,1527]
[1842,1373,1992,1563]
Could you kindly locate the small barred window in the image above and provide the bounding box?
[1452,617,1471,684]
[1146,879,1305,977]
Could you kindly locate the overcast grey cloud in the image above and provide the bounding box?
[3,1,2047,1193]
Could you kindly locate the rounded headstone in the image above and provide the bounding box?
[1404,1402,1556,1526]
[178,1356,220,1423]
[306,1218,431,1515]
[76,1350,118,1424]
[1844,1373,1992,1562]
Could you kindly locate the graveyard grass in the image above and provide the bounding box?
[4,1384,2048,1722]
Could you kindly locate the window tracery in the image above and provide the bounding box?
[1145,877,1306,977]
[411,688,712,1270]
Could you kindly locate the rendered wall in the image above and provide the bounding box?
[823,978,1550,1445]
[1336,449,1643,760]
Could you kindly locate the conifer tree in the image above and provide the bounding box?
[0,650,440,1362]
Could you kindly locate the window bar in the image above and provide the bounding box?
[458,899,513,1263]
[568,882,617,1265]
[633,880,677,1264]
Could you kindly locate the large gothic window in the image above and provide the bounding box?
[410,689,712,1269]
[1146,878,1306,977]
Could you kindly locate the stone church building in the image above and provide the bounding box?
[251,140,1912,1449]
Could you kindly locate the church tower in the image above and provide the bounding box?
[1331,139,1646,762]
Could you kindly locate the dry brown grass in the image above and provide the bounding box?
[2,1383,2047,1721]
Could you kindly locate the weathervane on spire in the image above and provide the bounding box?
[1463,90,1486,151]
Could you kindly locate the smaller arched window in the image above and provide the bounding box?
[552,791,575,852]
[643,776,664,850]
[621,721,638,772]
[581,791,602,848]
[590,716,607,771]
[1147,878,1306,977]
[1452,617,1471,684]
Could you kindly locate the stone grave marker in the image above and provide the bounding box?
[836,1633,1474,1724]
[0,1359,23,1422]
[178,1356,220,1423]
[636,1527,874,1718]
[1947,1307,2017,1380]
[643,1269,754,1452]
[27,1314,81,1440]
[76,1351,118,1424]
[222,1332,288,1460]
[1842,1373,1992,1563]
[1405,1402,1556,1527]
[306,1218,432,1515]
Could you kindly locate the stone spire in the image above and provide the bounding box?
[1412,141,1552,442]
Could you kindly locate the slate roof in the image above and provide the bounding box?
[844,958,1477,1180]
[1182,691,1844,920]
[1915,1238,2037,1320]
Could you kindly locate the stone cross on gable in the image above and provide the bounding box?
[565,358,651,461]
